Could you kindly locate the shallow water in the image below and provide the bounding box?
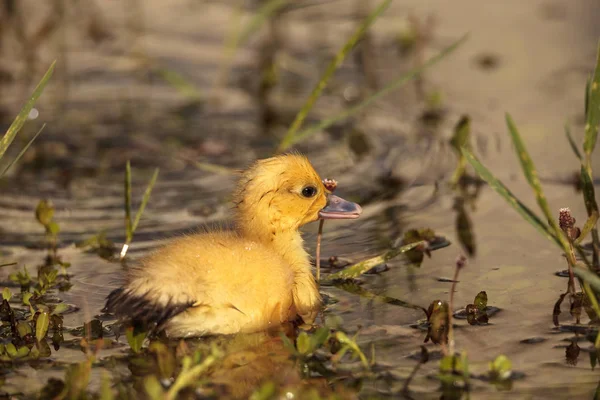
[1,0,600,398]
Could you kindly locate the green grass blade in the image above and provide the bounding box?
[277,0,393,152]
[0,61,55,161]
[584,41,600,161]
[505,113,568,250]
[461,147,560,247]
[0,123,45,178]
[131,168,159,233]
[327,241,425,281]
[565,124,582,160]
[581,165,599,215]
[125,161,133,244]
[332,281,427,314]
[281,34,468,149]
[574,268,600,297]
[575,211,599,245]
[155,67,201,102]
[450,115,471,185]
[238,0,288,46]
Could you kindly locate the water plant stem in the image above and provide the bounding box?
[277,0,393,152]
[316,219,324,283]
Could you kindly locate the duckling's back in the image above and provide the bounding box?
[105,231,297,337]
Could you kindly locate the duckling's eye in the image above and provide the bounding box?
[301,186,317,198]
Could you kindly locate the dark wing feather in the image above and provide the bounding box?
[103,287,195,331]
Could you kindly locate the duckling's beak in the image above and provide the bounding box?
[319,194,362,220]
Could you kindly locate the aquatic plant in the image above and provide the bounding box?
[120,161,159,260]
[462,42,600,347]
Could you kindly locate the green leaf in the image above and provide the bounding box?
[327,241,426,280]
[489,355,512,381]
[277,0,393,152]
[575,211,599,245]
[15,345,30,358]
[334,331,369,368]
[0,123,46,178]
[450,115,471,185]
[584,41,600,161]
[5,343,17,358]
[124,161,132,243]
[51,303,69,315]
[474,291,488,311]
[310,327,330,350]
[2,288,11,301]
[154,68,201,103]
[238,0,288,46]
[505,114,558,234]
[36,311,50,342]
[100,372,115,400]
[280,34,468,150]
[574,268,600,294]
[126,327,146,353]
[280,333,298,355]
[296,331,311,355]
[35,200,55,227]
[565,124,582,160]
[47,221,60,236]
[439,354,467,380]
[22,292,32,305]
[131,168,159,234]
[581,166,599,215]
[0,61,55,162]
[461,147,560,247]
[17,321,32,338]
[144,375,164,400]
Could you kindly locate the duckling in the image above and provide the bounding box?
[104,154,362,338]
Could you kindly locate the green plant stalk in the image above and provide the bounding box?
[450,116,471,186]
[575,211,599,245]
[565,124,582,161]
[131,168,159,233]
[280,34,468,150]
[0,61,55,161]
[238,0,288,45]
[155,68,201,102]
[461,148,560,247]
[316,219,324,282]
[327,240,426,280]
[277,0,393,152]
[124,161,133,244]
[584,41,600,172]
[505,114,572,261]
[165,355,217,400]
[581,158,600,267]
[0,123,46,178]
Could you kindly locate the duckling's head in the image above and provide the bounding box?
[234,154,361,239]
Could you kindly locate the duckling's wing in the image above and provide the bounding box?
[103,287,195,330]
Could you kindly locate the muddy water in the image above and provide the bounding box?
[1,0,600,398]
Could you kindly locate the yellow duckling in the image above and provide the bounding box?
[104,154,362,337]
